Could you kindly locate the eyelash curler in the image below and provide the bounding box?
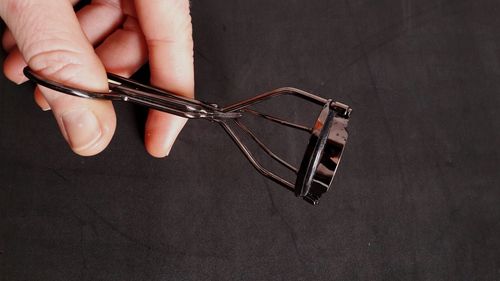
[23,67,351,205]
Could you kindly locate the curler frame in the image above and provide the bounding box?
[23,67,351,205]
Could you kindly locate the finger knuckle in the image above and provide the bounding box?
[28,48,84,85]
[2,0,34,36]
[3,0,31,17]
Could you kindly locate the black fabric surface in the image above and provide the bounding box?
[1,0,500,280]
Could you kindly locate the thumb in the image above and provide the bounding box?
[1,0,116,156]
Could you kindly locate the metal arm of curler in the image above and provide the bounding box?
[23,67,352,205]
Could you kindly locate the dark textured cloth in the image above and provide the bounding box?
[1,0,499,280]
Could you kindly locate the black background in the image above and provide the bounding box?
[1,0,500,280]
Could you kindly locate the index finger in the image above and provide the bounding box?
[134,0,194,157]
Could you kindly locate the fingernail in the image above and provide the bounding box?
[41,105,51,111]
[159,132,175,157]
[15,69,28,85]
[61,108,102,152]
[14,76,28,85]
[165,143,173,156]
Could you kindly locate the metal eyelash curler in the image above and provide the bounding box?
[23,67,351,205]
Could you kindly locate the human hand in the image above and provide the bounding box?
[1,0,194,157]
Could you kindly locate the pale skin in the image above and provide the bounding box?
[1,0,194,157]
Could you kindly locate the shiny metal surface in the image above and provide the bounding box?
[296,102,351,205]
[23,67,241,120]
[23,67,351,205]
